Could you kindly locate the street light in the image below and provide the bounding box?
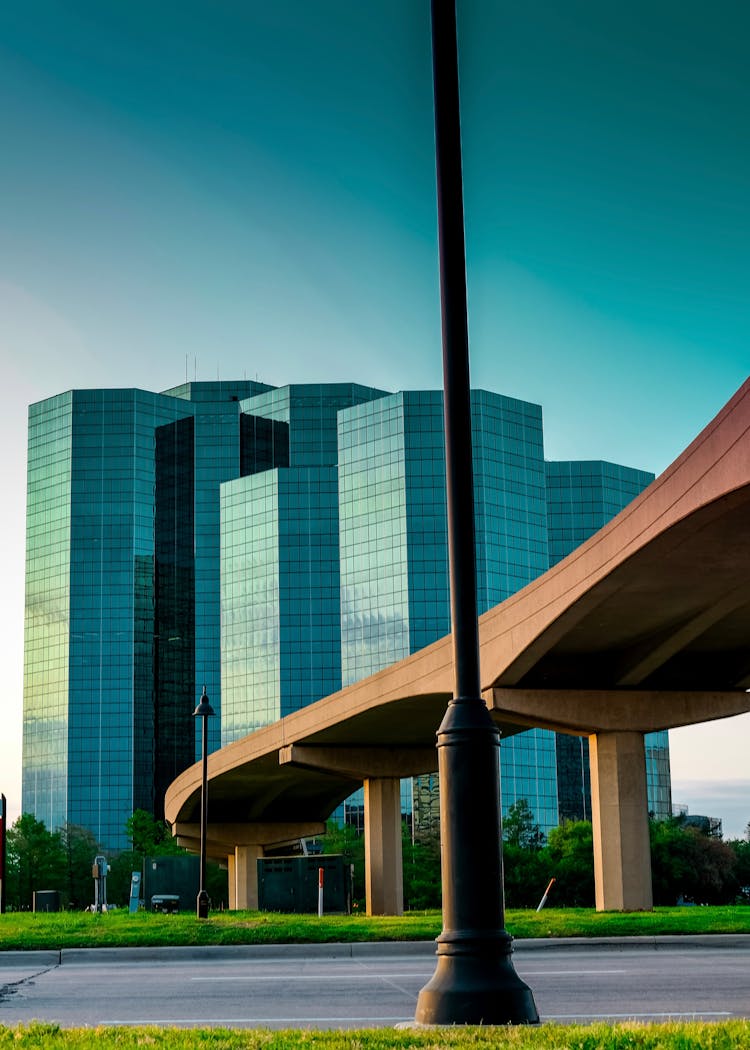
[193,685,215,919]
[414,0,538,1024]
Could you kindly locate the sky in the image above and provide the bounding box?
[1,1,748,836]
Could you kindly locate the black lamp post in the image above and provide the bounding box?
[414,0,538,1024]
[193,685,215,920]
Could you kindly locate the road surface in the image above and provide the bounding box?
[0,939,747,1029]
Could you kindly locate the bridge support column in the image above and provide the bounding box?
[230,844,263,910]
[589,730,652,911]
[364,777,403,916]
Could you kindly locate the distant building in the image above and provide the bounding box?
[546,461,672,824]
[673,804,723,838]
[23,378,672,850]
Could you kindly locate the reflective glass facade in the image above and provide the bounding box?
[164,381,274,756]
[545,460,672,821]
[220,384,385,743]
[23,380,271,849]
[338,390,549,680]
[222,468,342,740]
[153,416,195,811]
[338,393,412,682]
[25,389,195,846]
[239,384,387,469]
[546,460,655,569]
[338,390,559,833]
[24,392,73,835]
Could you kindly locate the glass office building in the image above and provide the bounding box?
[24,378,671,850]
[23,381,270,849]
[338,390,549,679]
[221,384,385,744]
[546,460,672,820]
[337,389,558,832]
[222,466,342,738]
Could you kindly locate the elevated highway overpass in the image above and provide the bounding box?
[167,378,750,913]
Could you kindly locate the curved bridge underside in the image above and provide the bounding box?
[167,378,750,912]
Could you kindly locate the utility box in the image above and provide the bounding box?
[143,856,199,910]
[33,890,60,913]
[151,894,180,914]
[258,855,350,913]
[140,856,228,912]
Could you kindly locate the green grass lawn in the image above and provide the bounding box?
[0,905,748,951]
[2,1022,750,1050]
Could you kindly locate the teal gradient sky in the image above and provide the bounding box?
[1,2,747,834]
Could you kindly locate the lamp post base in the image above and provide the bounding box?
[415,933,538,1025]
[196,890,210,920]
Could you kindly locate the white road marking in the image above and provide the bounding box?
[100,1017,413,1025]
[191,974,422,981]
[521,970,628,976]
[546,1012,734,1019]
[191,969,627,981]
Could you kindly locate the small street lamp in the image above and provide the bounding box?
[193,685,215,919]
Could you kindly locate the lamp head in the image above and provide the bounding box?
[193,685,215,719]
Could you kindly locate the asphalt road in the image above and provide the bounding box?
[0,939,748,1029]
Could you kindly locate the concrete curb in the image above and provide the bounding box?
[59,941,439,964]
[59,942,436,964]
[512,933,750,952]
[0,934,747,966]
[0,950,61,968]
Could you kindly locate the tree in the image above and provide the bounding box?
[650,818,693,904]
[650,818,737,905]
[545,820,595,907]
[59,823,101,909]
[403,823,441,910]
[503,842,553,909]
[501,800,551,909]
[683,830,738,904]
[321,820,365,903]
[727,838,750,900]
[6,814,66,910]
[503,799,546,850]
[126,809,181,856]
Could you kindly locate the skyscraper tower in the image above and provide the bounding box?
[23,381,270,848]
